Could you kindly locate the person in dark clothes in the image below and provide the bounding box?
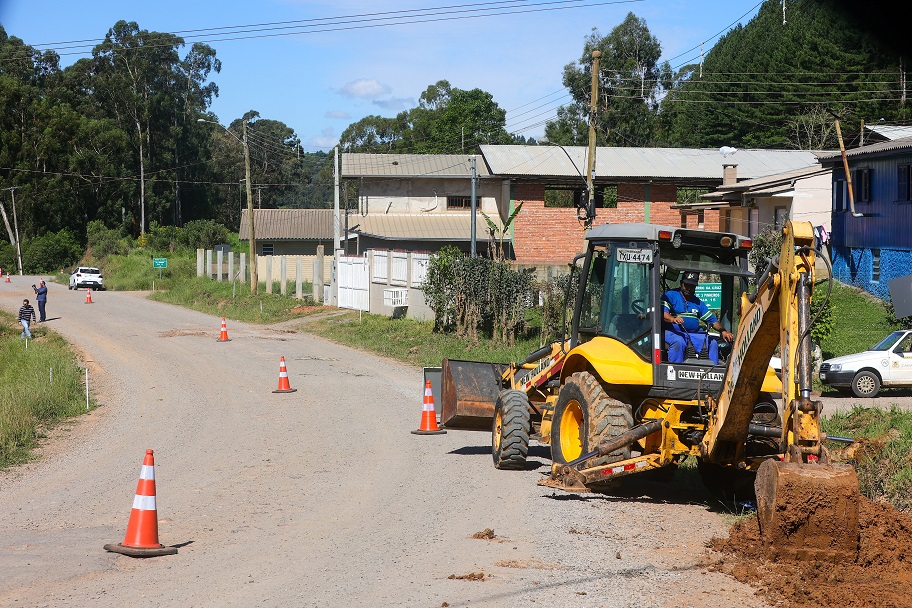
[32,280,48,322]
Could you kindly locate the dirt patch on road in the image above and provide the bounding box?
[710,497,912,608]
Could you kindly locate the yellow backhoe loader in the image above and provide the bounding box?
[442,220,860,560]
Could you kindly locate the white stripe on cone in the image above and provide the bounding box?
[140,465,155,480]
[132,494,157,511]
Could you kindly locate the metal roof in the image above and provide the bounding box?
[352,213,501,242]
[817,136,912,163]
[865,125,912,140]
[479,145,823,183]
[239,208,333,240]
[700,165,829,201]
[342,153,491,178]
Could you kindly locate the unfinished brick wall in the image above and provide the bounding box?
[512,182,722,264]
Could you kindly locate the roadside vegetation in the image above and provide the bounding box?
[0,312,91,468]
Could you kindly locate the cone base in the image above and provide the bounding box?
[216,338,231,342]
[411,429,447,435]
[272,388,297,393]
[104,543,178,558]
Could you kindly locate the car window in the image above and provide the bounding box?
[871,331,905,351]
[894,334,912,354]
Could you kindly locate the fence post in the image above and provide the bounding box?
[239,252,246,284]
[314,245,324,303]
[216,249,224,281]
[280,256,287,295]
[197,248,204,277]
[296,258,303,299]
[206,249,213,279]
[228,252,235,283]
[266,256,273,294]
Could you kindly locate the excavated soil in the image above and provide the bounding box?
[710,497,912,608]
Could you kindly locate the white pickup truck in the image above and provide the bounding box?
[818,330,912,398]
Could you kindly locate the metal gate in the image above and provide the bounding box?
[337,254,370,311]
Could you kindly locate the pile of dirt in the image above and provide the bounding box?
[710,497,912,608]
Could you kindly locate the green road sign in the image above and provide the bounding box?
[695,282,721,309]
[153,258,167,269]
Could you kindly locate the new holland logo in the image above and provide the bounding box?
[678,370,725,382]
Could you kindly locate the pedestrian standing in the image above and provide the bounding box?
[33,280,48,322]
[18,299,36,339]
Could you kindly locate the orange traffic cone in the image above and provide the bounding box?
[412,380,446,435]
[104,449,178,557]
[4,274,10,283]
[272,356,297,393]
[217,317,231,342]
[85,289,93,303]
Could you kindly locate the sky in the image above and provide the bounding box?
[1,0,763,152]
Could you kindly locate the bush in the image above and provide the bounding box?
[23,229,82,273]
[424,247,534,345]
[180,220,230,250]
[87,220,130,257]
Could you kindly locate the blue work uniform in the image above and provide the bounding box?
[662,289,720,363]
[34,284,48,321]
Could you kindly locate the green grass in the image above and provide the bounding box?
[303,310,549,368]
[149,276,318,324]
[0,312,91,467]
[823,406,912,512]
[818,280,894,360]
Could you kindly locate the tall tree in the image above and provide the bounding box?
[547,13,672,147]
[657,0,906,149]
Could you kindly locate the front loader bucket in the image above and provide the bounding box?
[754,459,860,562]
[440,359,508,430]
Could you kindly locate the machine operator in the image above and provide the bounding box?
[662,271,733,364]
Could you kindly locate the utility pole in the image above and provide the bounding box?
[243,121,257,294]
[470,155,477,257]
[333,146,341,252]
[585,50,602,227]
[11,187,22,275]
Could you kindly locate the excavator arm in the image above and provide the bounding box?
[703,220,860,562]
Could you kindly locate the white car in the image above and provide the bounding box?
[68,266,105,290]
[819,330,912,398]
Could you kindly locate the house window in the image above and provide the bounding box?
[261,243,275,256]
[697,210,705,229]
[596,185,618,209]
[872,249,881,282]
[853,168,871,203]
[447,196,473,209]
[834,180,846,212]
[898,164,912,202]
[749,208,759,237]
[544,186,582,208]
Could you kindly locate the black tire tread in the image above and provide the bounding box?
[492,390,531,470]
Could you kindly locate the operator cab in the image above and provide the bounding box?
[572,223,752,399]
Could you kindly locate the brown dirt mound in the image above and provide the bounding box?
[710,497,912,608]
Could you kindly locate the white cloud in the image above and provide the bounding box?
[337,79,391,99]
[372,97,414,111]
[325,110,351,119]
[310,127,338,149]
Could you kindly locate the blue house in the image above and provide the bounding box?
[818,137,912,300]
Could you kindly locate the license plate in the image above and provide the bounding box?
[616,248,653,264]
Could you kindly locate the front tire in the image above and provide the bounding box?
[492,390,531,470]
[550,372,633,482]
[851,370,881,398]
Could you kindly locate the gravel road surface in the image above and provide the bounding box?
[0,279,779,608]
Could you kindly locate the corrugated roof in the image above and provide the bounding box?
[866,125,912,140]
[352,213,501,242]
[479,145,823,182]
[817,136,912,163]
[342,153,491,178]
[239,209,334,240]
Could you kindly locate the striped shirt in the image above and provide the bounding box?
[18,305,36,323]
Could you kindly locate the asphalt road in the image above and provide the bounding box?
[0,278,794,607]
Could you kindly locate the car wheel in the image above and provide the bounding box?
[68,284,73,290]
[851,371,881,399]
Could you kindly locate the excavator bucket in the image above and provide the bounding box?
[440,359,508,430]
[754,459,860,562]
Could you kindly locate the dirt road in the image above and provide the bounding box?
[0,279,768,608]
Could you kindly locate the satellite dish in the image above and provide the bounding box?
[719,146,738,157]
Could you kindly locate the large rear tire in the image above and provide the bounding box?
[492,390,531,470]
[550,372,633,489]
